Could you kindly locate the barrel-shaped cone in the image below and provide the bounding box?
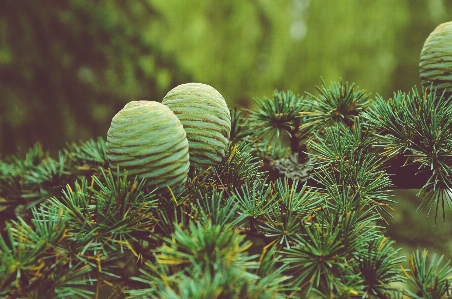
[162,83,231,170]
[420,21,452,98]
[106,101,190,190]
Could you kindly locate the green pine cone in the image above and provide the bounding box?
[106,101,190,190]
[419,21,452,97]
[162,83,231,170]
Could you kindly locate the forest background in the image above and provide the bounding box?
[1,0,452,263]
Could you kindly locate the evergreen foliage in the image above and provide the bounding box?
[1,80,452,298]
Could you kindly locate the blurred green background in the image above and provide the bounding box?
[1,0,451,155]
[1,0,452,276]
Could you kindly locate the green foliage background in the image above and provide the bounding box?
[1,0,451,155]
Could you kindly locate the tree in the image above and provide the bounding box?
[1,79,452,297]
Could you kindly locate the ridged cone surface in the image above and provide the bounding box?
[162,83,231,170]
[106,101,189,189]
[419,21,452,95]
